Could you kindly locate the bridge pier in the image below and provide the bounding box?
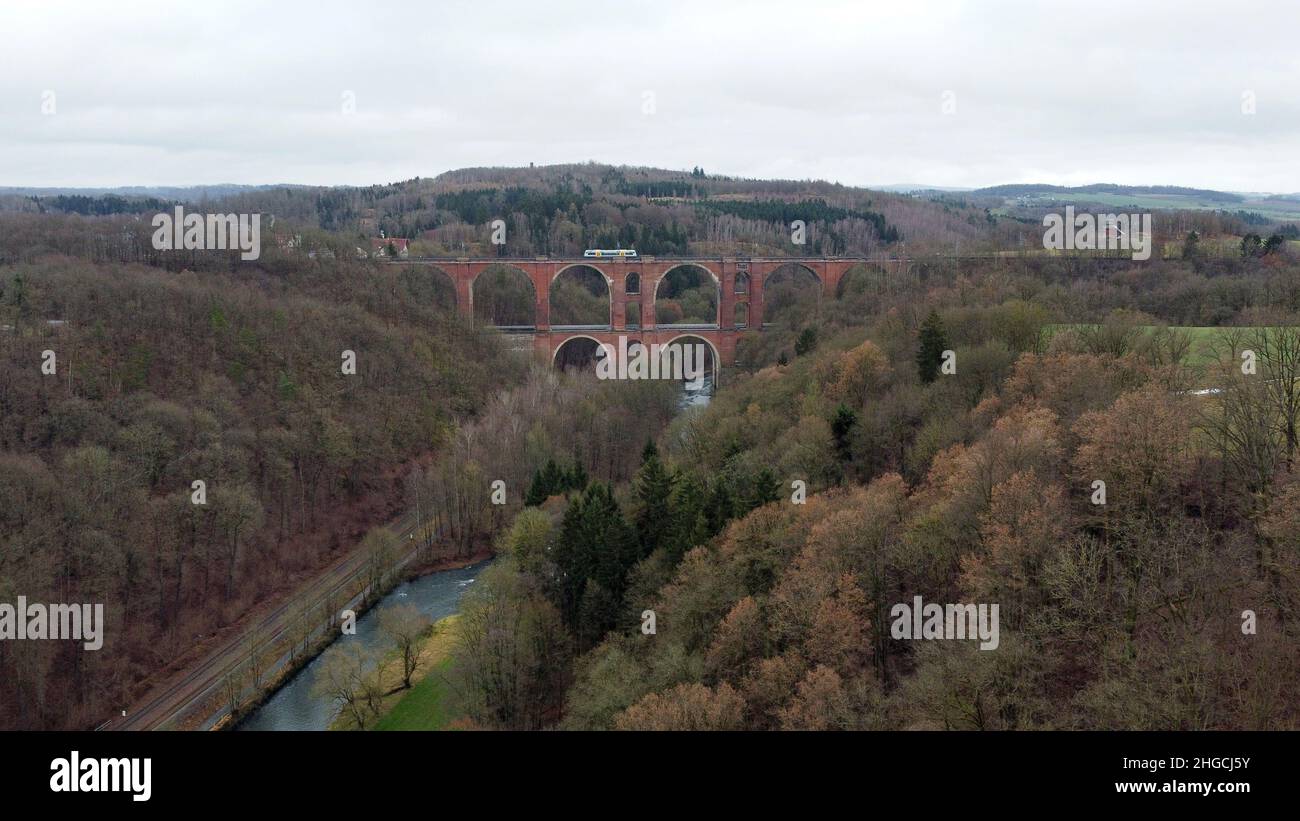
[534,263,551,330]
[749,262,767,328]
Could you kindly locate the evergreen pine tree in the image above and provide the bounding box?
[575,578,619,648]
[633,443,674,558]
[916,309,949,384]
[831,403,858,465]
[568,460,589,493]
[685,507,710,556]
[554,489,591,628]
[748,467,781,511]
[588,483,637,598]
[795,326,819,356]
[540,458,564,495]
[705,479,734,536]
[555,483,638,638]
[666,474,706,562]
[524,468,548,507]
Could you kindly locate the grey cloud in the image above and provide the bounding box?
[2,0,1298,190]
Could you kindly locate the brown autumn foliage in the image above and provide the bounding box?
[614,682,746,730]
[556,276,1300,729]
[8,173,1300,732]
[961,469,1070,626]
[0,254,511,729]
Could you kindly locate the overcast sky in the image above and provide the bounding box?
[2,0,1298,191]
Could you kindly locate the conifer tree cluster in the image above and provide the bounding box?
[524,458,589,506]
[548,440,784,648]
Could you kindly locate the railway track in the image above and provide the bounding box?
[105,511,420,731]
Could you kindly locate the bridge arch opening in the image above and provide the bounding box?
[550,264,611,328]
[655,264,719,326]
[625,300,642,328]
[625,272,640,295]
[734,302,749,328]
[551,333,718,391]
[472,263,537,327]
[763,262,822,327]
[552,335,604,373]
[665,334,719,391]
[399,264,457,313]
[835,262,889,299]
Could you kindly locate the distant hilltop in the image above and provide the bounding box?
[3,172,1298,206]
[2,164,1297,259]
[973,183,1245,202]
[0,184,310,199]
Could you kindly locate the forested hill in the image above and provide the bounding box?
[0,164,1008,258]
[8,168,1298,262]
[0,235,517,729]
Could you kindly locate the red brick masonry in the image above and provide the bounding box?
[388,256,883,366]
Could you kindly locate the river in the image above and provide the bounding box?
[237,560,489,731]
[678,372,714,410]
[240,381,707,731]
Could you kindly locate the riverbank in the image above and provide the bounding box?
[234,557,490,731]
[329,614,466,731]
[403,549,494,579]
[228,382,703,732]
[217,547,491,731]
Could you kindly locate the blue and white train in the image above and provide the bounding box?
[583,249,638,258]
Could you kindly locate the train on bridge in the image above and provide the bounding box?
[583,249,638,258]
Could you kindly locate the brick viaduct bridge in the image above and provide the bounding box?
[390,256,889,371]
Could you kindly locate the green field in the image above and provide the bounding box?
[997,191,1300,222]
[1167,326,1235,367]
[370,615,465,731]
[327,614,466,731]
[1047,324,1269,369]
[373,655,461,731]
